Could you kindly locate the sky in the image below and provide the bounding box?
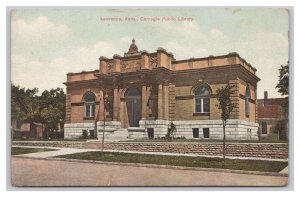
[11,8,289,99]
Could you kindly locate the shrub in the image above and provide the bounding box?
[82,130,88,139]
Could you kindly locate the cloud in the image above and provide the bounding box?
[11,40,123,93]
[11,54,73,93]
[11,16,73,61]
[235,31,288,65]
[233,31,289,98]
[120,36,132,44]
[12,16,70,40]
[209,28,228,41]
[163,41,208,59]
[71,41,122,67]
[152,20,230,57]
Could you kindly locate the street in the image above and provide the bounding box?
[11,157,288,187]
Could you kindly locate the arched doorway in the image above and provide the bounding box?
[125,87,141,127]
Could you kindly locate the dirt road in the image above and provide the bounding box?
[11,157,288,187]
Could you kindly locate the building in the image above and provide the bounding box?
[257,91,288,140]
[64,39,260,140]
[12,121,45,139]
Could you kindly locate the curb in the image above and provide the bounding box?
[12,155,288,178]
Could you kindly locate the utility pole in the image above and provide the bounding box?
[101,92,110,151]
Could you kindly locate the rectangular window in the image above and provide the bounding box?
[261,122,267,134]
[92,104,95,117]
[203,98,210,112]
[86,104,91,117]
[147,128,154,139]
[195,97,210,113]
[85,103,95,117]
[89,130,95,139]
[195,98,201,112]
[203,128,210,138]
[192,128,199,138]
[245,97,250,117]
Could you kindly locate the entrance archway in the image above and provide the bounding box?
[125,87,141,127]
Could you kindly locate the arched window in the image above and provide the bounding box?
[83,91,96,118]
[195,86,210,113]
[245,86,250,117]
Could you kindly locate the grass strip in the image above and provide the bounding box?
[11,147,56,155]
[55,151,287,172]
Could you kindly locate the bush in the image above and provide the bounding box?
[82,130,88,139]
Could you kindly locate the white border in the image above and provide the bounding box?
[1,0,298,196]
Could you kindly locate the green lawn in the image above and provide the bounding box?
[11,147,56,155]
[55,151,288,172]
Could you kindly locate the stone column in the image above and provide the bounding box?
[113,87,119,120]
[142,84,147,119]
[163,81,169,120]
[119,89,124,127]
[157,83,163,119]
[99,89,104,121]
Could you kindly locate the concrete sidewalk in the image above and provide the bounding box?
[16,147,97,158]
[12,145,288,162]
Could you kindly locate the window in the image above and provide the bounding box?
[147,128,154,139]
[245,86,250,117]
[203,128,210,138]
[84,91,96,118]
[261,122,267,134]
[89,130,95,139]
[195,86,210,113]
[192,128,199,138]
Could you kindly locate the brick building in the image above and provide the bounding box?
[12,122,45,139]
[257,91,288,139]
[64,39,260,140]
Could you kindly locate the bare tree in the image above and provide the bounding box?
[216,84,236,159]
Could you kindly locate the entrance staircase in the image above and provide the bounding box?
[97,128,129,141]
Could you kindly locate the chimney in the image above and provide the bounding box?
[264,91,268,100]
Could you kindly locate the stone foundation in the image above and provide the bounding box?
[173,119,259,140]
[139,119,258,140]
[64,123,96,139]
[65,119,259,140]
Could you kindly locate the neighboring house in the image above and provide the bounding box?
[257,91,288,139]
[12,122,45,139]
[64,39,260,140]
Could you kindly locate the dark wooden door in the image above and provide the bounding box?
[125,88,141,127]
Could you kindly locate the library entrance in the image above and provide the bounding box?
[125,87,141,127]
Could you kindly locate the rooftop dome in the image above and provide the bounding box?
[128,38,138,54]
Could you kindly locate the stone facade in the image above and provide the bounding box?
[64,39,260,140]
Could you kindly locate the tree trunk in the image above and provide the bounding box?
[102,109,105,152]
[223,120,226,160]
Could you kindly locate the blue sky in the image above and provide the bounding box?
[11,8,289,98]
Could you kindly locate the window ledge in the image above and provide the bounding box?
[193,112,210,116]
[83,117,95,120]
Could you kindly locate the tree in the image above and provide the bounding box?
[166,122,176,140]
[39,88,66,136]
[216,84,236,159]
[102,92,112,151]
[276,62,289,96]
[11,83,66,139]
[11,84,40,126]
